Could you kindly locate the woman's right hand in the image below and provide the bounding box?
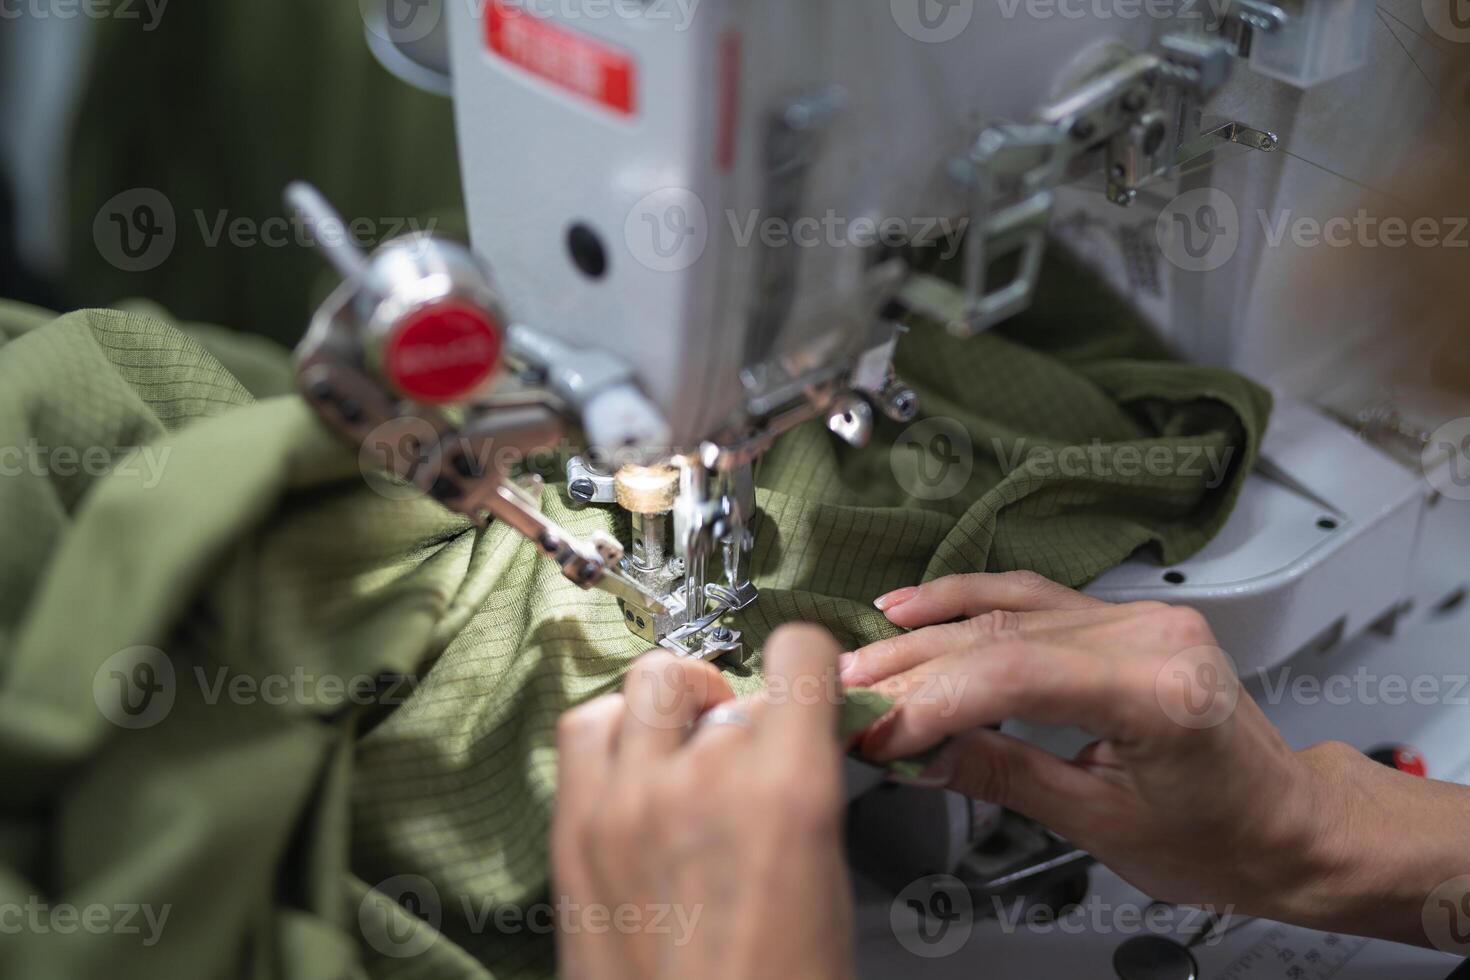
[844,572,1470,948]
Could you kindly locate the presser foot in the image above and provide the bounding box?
[618,580,757,664]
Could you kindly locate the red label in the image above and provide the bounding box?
[485,0,636,116]
[384,302,502,403]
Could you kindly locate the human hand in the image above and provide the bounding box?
[842,572,1357,929]
[552,625,854,980]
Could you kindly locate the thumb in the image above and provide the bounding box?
[935,728,1106,839]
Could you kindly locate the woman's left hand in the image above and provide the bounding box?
[552,625,855,980]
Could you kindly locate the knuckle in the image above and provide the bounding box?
[555,695,619,747]
[967,609,1021,641]
[1151,605,1214,647]
[768,621,829,647]
[1000,569,1051,596]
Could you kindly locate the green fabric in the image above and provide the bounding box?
[64,1,462,346]
[0,258,1269,979]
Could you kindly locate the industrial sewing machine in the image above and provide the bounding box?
[294,1,1470,976]
[293,0,1388,662]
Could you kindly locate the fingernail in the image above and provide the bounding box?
[874,587,918,613]
[885,752,954,789]
[858,707,899,757]
[838,652,856,676]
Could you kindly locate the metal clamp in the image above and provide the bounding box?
[948,39,1235,336]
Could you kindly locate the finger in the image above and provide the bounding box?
[861,640,1145,760]
[936,728,1115,840]
[553,693,624,880]
[842,603,1149,686]
[686,695,765,756]
[760,623,843,758]
[618,652,734,767]
[876,571,1101,628]
[842,619,987,688]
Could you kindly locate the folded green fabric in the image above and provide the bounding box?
[0,255,1269,979]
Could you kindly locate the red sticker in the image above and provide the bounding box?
[384,302,502,403]
[485,0,636,116]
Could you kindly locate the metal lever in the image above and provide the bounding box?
[483,481,671,615]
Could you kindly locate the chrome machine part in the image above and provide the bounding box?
[935,36,1240,337]
[289,185,671,618]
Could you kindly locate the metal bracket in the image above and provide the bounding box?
[1177,120,1281,169]
[1220,0,1290,58]
[947,38,1235,336]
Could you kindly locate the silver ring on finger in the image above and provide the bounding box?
[696,703,754,733]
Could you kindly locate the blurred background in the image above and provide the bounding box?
[0,1,464,345]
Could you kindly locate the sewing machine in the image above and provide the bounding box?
[295,0,1391,662]
[296,0,1470,975]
